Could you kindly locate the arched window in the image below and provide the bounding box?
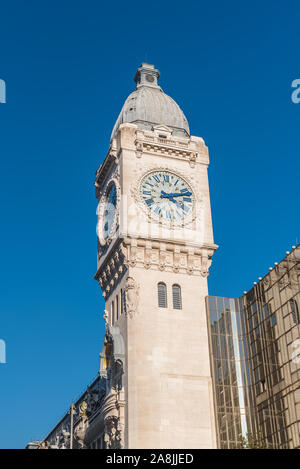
[111,301,115,325]
[172,284,182,310]
[158,282,167,308]
[290,299,300,324]
[120,289,123,315]
[116,295,119,321]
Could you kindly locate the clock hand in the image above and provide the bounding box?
[160,191,192,199]
[159,191,181,206]
[172,192,192,198]
[168,196,184,210]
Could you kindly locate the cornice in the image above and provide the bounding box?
[94,141,119,193]
[134,133,208,167]
[95,238,218,300]
[94,241,127,300]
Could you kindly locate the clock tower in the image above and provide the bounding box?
[95,63,218,449]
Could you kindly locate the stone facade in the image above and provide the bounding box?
[93,124,217,448]
[92,63,218,448]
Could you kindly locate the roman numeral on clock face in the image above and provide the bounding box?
[145,198,154,206]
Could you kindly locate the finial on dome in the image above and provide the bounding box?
[134,63,160,88]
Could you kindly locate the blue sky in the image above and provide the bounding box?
[0,0,299,448]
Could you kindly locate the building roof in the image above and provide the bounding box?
[111,63,190,140]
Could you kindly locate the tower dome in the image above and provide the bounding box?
[111,63,190,140]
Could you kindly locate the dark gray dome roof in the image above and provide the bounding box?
[111,63,190,140]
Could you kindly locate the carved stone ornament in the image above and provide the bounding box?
[115,238,217,278]
[136,141,143,158]
[79,400,88,419]
[144,248,152,269]
[74,418,87,449]
[289,269,300,287]
[104,416,122,449]
[125,276,139,318]
[38,441,50,450]
[188,152,198,168]
[263,276,271,289]
[159,249,167,271]
[133,131,207,166]
[103,309,109,325]
[200,252,211,277]
[274,261,300,289]
[97,245,127,300]
[60,429,70,449]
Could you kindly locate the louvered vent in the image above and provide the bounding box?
[172,284,182,310]
[158,282,167,308]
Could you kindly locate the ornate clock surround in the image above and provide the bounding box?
[130,164,203,229]
[97,173,121,249]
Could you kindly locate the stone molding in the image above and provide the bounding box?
[95,242,127,299]
[122,238,215,277]
[134,128,208,167]
[95,240,217,301]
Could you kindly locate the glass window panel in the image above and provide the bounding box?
[220,335,228,360]
[226,335,234,360]
[209,296,216,309]
[271,314,277,327]
[225,309,233,335]
[217,297,224,312]
[219,314,226,334]
[210,308,218,325]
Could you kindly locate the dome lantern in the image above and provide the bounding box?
[111,63,190,140]
[134,63,160,89]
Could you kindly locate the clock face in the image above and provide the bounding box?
[98,182,117,244]
[140,171,194,222]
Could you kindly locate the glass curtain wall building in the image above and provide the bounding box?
[206,246,300,449]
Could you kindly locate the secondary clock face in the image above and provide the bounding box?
[140,170,194,222]
[98,182,117,245]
